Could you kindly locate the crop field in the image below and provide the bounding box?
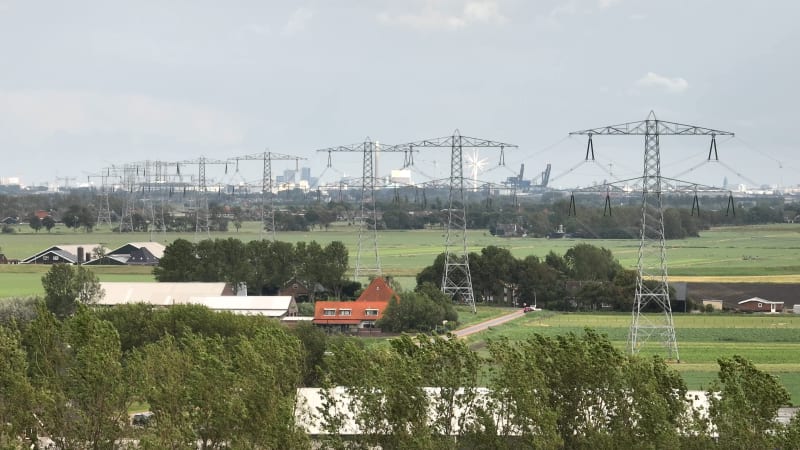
[462,311,800,402]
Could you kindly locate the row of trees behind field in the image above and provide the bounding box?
[1,189,795,235]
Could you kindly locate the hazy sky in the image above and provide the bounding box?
[1,0,798,190]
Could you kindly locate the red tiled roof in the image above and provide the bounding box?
[313,300,388,323]
[356,277,400,303]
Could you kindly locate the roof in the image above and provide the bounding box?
[183,296,294,316]
[83,254,130,265]
[109,242,166,259]
[21,244,108,263]
[356,277,400,303]
[97,282,231,306]
[738,297,784,305]
[313,300,387,323]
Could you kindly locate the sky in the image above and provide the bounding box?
[1,0,798,191]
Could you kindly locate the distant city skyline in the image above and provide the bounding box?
[1,1,798,190]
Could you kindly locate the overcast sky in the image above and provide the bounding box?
[1,0,798,190]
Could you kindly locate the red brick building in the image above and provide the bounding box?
[313,277,399,333]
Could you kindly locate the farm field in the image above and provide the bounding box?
[2,222,799,298]
[462,311,800,402]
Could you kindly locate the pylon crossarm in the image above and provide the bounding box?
[570,119,734,137]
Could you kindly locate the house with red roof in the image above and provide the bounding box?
[313,277,400,333]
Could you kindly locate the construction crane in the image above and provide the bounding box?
[570,111,734,360]
[229,151,307,241]
[389,130,517,313]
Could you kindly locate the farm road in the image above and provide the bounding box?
[453,309,526,338]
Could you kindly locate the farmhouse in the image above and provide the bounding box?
[279,276,327,302]
[312,277,399,333]
[737,297,784,313]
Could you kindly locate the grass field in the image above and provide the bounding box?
[2,222,799,298]
[2,223,798,402]
[462,311,800,402]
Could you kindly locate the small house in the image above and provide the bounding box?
[737,297,784,313]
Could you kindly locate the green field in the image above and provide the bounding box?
[2,223,799,402]
[2,222,800,298]
[462,311,800,402]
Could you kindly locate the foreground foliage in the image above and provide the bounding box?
[0,302,796,449]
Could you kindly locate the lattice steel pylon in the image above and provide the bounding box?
[391,130,516,313]
[230,151,306,241]
[88,168,116,230]
[317,138,414,279]
[570,111,734,359]
[176,157,228,240]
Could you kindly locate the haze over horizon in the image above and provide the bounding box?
[1,0,798,190]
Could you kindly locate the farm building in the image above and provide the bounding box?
[84,242,165,266]
[702,300,724,311]
[312,277,399,333]
[97,282,236,307]
[22,242,165,266]
[279,276,327,302]
[183,296,299,317]
[737,297,784,313]
[686,282,798,311]
[21,244,107,265]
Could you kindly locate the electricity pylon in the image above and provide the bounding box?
[391,130,516,313]
[317,138,414,279]
[230,151,306,241]
[176,157,229,239]
[570,111,734,359]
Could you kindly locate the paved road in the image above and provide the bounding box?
[452,309,527,338]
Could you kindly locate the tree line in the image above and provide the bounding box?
[154,238,356,299]
[2,189,795,235]
[2,298,798,449]
[418,243,640,311]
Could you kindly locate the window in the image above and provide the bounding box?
[43,255,49,261]
[365,309,379,316]
[339,309,352,316]
[323,309,335,316]
[52,255,59,261]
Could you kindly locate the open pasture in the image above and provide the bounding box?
[464,311,800,402]
[2,223,800,298]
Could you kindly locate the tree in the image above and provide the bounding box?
[42,215,56,232]
[62,204,82,231]
[378,286,457,333]
[564,243,622,281]
[25,306,131,449]
[0,325,36,447]
[153,238,197,282]
[133,328,308,449]
[41,264,103,318]
[28,212,43,232]
[323,241,349,299]
[708,355,791,449]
